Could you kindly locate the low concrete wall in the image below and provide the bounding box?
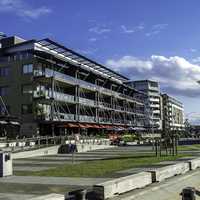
[77,144,114,153]
[188,158,200,170]
[12,146,60,159]
[13,143,114,159]
[149,162,190,182]
[93,172,152,199]
[0,143,6,148]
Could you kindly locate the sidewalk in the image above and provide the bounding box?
[0,176,113,186]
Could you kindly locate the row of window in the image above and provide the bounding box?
[0,84,32,96]
[0,64,33,77]
[0,104,32,115]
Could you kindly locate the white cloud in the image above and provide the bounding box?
[192,57,200,64]
[121,24,144,34]
[89,38,97,42]
[121,25,135,34]
[77,48,98,56]
[186,112,200,125]
[106,55,200,97]
[145,23,168,37]
[89,26,111,34]
[189,48,198,53]
[0,0,51,19]
[152,23,168,30]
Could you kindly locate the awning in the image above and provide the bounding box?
[99,125,107,128]
[57,124,68,128]
[0,121,8,124]
[10,121,20,125]
[67,123,79,128]
[78,123,87,128]
[84,124,94,128]
[105,125,114,130]
[92,124,101,129]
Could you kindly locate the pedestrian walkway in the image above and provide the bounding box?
[0,176,113,186]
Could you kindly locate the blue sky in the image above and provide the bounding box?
[1,0,200,123]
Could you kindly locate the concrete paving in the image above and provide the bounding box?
[0,176,113,186]
[0,193,36,200]
[2,145,200,200]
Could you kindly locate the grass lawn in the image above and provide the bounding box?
[15,153,187,178]
[178,144,200,151]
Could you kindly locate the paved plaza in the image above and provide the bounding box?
[1,145,200,199]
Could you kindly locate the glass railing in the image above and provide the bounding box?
[99,102,112,109]
[54,113,75,121]
[114,105,124,111]
[37,113,75,121]
[79,115,96,122]
[79,97,95,106]
[33,68,145,104]
[33,90,75,103]
[99,118,112,123]
[54,92,75,103]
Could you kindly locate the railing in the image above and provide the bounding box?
[114,105,124,111]
[37,113,75,121]
[33,90,75,103]
[79,115,96,122]
[99,102,112,109]
[33,68,145,104]
[54,92,75,103]
[79,97,95,106]
[54,113,75,121]
[99,118,112,123]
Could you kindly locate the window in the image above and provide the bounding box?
[0,67,10,77]
[23,64,33,74]
[0,105,10,115]
[0,86,9,96]
[21,104,32,114]
[22,84,32,94]
[149,82,158,87]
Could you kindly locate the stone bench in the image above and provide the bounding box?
[149,162,190,182]
[93,172,152,199]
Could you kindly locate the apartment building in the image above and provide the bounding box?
[0,36,148,136]
[162,94,184,131]
[127,80,162,130]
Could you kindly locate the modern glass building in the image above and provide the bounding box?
[0,36,149,137]
[162,94,184,131]
[126,80,163,130]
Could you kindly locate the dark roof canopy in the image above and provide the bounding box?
[36,38,129,82]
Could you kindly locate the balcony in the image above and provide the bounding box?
[79,97,95,106]
[114,105,124,111]
[37,113,75,121]
[99,117,112,124]
[99,102,112,110]
[79,115,96,122]
[54,113,75,121]
[34,69,144,104]
[33,90,75,104]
